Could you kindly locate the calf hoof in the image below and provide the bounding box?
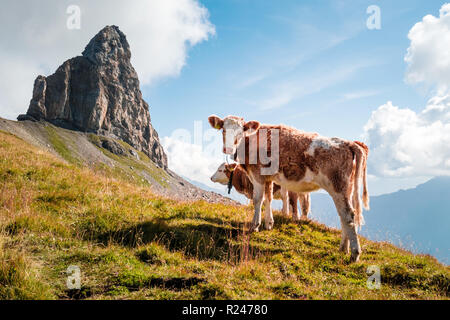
[339,243,350,254]
[339,246,350,254]
[300,215,309,221]
[249,223,260,233]
[350,251,361,263]
[264,220,274,230]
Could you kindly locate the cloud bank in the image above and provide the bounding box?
[161,129,225,188]
[405,4,450,92]
[0,0,215,119]
[365,4,450,178]
[364,98,450,177]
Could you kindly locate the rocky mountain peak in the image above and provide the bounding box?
[18,25,167,169]
[82,25,131,65]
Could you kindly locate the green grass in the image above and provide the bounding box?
[0,131,449,300]
[45,125,81,166]
[87,134,170,188]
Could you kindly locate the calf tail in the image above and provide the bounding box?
[351,142,366,228]
[354,141,370,210]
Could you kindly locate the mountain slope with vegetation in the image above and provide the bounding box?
[302,180,450,265]
[0,118,230,204]
[0,130,449,300]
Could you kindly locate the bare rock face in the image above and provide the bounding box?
[18,25,167,169]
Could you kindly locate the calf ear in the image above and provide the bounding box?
[227,163,237,171]
[208,115,224,130]
[243,120,260,135]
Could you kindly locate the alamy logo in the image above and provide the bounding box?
[366,265,381,289]
[66,5,81,30]
[66,265,81,289]
[168,120,281,176]
[235,128,280,176]
[366,5,381,30]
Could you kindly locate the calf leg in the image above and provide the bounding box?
[299,193,311,220]
[249,183,264,233]
[345,220,360,262]
[281,187,289,216]
[338,216,350,254]
[288,191,300,221]
[332,194,361,262]
[264,181,274,230]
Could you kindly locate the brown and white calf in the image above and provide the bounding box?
[208,115,369,262]
[210,162,311,220]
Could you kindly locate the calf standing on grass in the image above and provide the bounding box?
[208,115,369,262]
[211,162,311,220]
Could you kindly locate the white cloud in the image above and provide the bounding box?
[237,74,268,89]
[405,4,450,92]
[161,132,225,189]
[364,4,450,179]
[259,61,374,110]
[363,98,450,177]
[260,91,296,110]
[0,0,215,119]
[341,90,379,101]
[0,58,42,120]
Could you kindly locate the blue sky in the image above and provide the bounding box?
[148,0,437,138]
[144,0,450,194]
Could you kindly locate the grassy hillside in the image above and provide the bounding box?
[0,118,230,204]
[0,130,448,300]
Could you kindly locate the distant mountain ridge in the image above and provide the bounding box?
[308,177,450,264]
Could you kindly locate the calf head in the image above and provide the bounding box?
[210,162,237,185]
[208,115,260,155]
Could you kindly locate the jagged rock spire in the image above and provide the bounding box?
[18,25,167,168]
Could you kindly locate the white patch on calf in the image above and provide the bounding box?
[223,118,245,154]
[276,171,321,193]
[306,136,344,156]
[210,163,229,184]
[303,168,315,183]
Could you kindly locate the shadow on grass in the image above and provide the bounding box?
[113,275,206,292]
[85,218,284,262]
[273,213,339,234]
